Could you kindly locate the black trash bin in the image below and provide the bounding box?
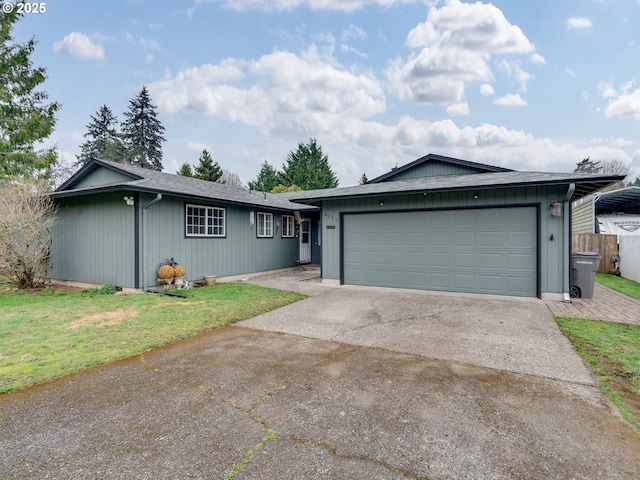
[570,252,601,298]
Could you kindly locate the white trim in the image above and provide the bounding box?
[185,204,226,237]
[257,212,273,238]
[282,215,295,238]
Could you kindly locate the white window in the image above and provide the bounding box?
[282,215,295,238]
[186,204,225,237]
[257,212,273,238]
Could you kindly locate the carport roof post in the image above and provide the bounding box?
[289,171,625,205]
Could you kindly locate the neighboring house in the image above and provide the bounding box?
[51,154,622,300]
[572,186,640,236]
[289,154,623,300]
[50,159,320,289]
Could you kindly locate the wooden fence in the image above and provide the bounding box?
[571,233,619,274]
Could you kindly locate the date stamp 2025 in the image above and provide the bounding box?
[2,2,47,14]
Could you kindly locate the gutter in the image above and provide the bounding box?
[563,183,576,301]
[141,194,163,290]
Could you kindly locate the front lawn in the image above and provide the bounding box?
[0,283,305,394]
[557,317,640,433]
[596,273,640,301]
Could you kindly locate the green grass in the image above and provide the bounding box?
[556,317,640,433]
[0,283,305,394]
[596,273,640,301]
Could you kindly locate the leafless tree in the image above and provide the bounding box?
[0,180,57,288]
[601,159,631,176]
[219,169,245,189]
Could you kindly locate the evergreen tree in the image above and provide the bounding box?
[176,162,194,177]
[358,173,368,185]
[248,161,280,192]
[120,86,165,171]
[279,138,339,190]
[194,149,223,182]
[77,105,123,166]
[0,11,60,180]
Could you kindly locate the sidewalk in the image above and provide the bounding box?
[545,283,640,325]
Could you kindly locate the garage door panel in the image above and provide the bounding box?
[430,232,450,247]
[452,252,475,268]
[343,207,537,297]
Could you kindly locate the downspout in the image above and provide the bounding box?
[141,194,163,290]
[563,184,575,301]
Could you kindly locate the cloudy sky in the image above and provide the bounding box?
[12,0,640,186]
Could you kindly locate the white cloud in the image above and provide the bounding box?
[52,32,105,60]
[604,88,640,120]
[446,101,469,116]
[494,93,527,107]
[386,0,535,108]
[530,53,546,65]
[567,17,592,29]
[480,84,494,96]
[565,67,576,79]
[149,46,386,131]
[342,24,367,42]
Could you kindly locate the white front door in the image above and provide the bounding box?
[299,219,311,263]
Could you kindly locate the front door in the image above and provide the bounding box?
[299,219,311,263]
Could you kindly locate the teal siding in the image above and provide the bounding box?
[74,168,134,189]
[382,161,485,181]
[50,192,135,286]
[139,194,299,288]
[321,185,569,297]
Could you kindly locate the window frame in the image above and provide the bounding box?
[257,211,274,238]
[281,214,295,238]
[185,203,226,238]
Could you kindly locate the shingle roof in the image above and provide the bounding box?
[53,159,316,212]
[290,170,626,204]
[366,153,513,183]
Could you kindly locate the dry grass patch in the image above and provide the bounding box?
[68,308,139,329]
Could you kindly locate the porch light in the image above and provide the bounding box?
[549,200,562,217]
[250,210,255,225]
[379,200,385,206]
[473,192,479,199]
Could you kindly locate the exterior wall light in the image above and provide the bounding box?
[123,196,135,206]
[549,200,562,217]
[379,200,385,206]
[473,192,479,199]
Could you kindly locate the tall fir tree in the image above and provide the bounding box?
[248,161,280,192]
[0,11,60,180]
[279,138,339,190]
[176,162,194,177]
[120,86,165,171]
[194,149,223,182]
[77,105,123,166]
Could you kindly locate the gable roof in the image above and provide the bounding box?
[53,159,316,212]
[290,170,626,205]
[367,153,513,183]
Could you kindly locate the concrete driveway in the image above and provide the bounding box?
[2,273,640,479]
